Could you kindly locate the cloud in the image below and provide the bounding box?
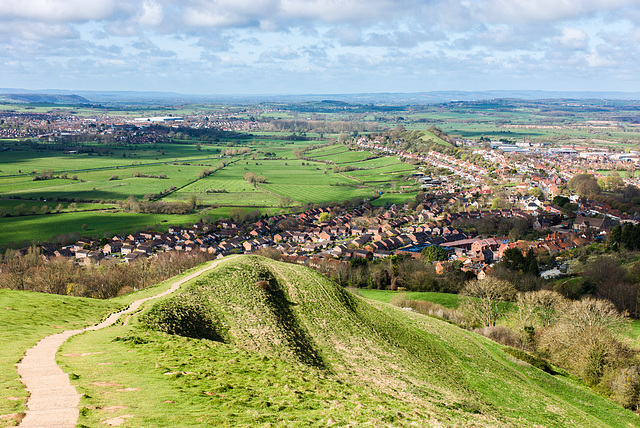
[131,37,157,51]
[0,22,79,42]
[197,34,233,52]
[553,27,590,50]
[326,27,363,46]
[138,1,164,26]
[257,46,300,62]
[0,0,129,23]
[1,0,640,93]
[473,0,637,24]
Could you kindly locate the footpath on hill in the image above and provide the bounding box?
[15,256,234,428]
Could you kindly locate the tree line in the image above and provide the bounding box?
[0,247,216,299]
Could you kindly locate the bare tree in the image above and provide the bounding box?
[537,297,629,385]
[461,277,516,327]
[516,289,565,328]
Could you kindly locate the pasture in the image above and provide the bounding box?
[0,211,200,247]
[0,134,419,247]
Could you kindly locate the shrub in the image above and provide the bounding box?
[609,366,640,410]
[475,325,522,349]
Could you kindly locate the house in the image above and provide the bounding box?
[103,242,123,255]
[121,244,136,255]
[573,216,605,231]
[54,248,74,258]
[434,261,452,275]
[124,252,142,263]
[75,249,90,259]
[352,249,373,260]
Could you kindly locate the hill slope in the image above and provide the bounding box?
[57,255,639,427]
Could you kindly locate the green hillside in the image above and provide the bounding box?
[50,255,639,427]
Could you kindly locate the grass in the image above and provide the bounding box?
[50,255,640,427]
[0,137,419,244]
[358,289,460,308]
[370,192,419,206]
[0,291,122,424]
[0,211,200,248]
[621,319,640,348]
[0,259,224,426]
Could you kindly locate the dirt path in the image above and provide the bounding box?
[16,256,234,428]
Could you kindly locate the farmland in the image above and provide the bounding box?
[0,133,420,247]
[3,95,640,249]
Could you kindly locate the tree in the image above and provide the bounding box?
[537,297,629,385]
[318,212,331,222]
[524,249,539,276]
[568,173,601,197]
[187,195,198,211]
[529,187,544,200]
[516,289,565,328]
[502,247,525,271]
[461,277,517,327]
[243,171,256,183]
[553,195,570,207]
[421,245,448,262]
[279,197,293,208]
[597,173,623,192]
[610,224,622,244]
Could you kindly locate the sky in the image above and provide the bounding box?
[1,0,640,95]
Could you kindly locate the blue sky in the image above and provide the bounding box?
[1,0,639,94]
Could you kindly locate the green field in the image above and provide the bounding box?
[0,136,419,246]
[371,191,419,206]
[359,289,460,308]
[47,255,640,427]
[0,211,200,247]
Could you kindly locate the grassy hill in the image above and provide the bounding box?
[0,262,223,426]
[5,255,638,426]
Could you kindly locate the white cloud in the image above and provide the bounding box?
[1,0,640,93]
[475,0,636,24]
[0,0,128,23]
[138,1,164,27]
[554,27,590,50]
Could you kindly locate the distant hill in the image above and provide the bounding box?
[0,88,639,105]
[0,93,90,104]
[56,255,639,427]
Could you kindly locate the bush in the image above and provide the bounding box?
[609,366,640,410]
[475,325,522,349]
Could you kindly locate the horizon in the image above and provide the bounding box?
[3,88,640,104]
[2,1,640,94]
